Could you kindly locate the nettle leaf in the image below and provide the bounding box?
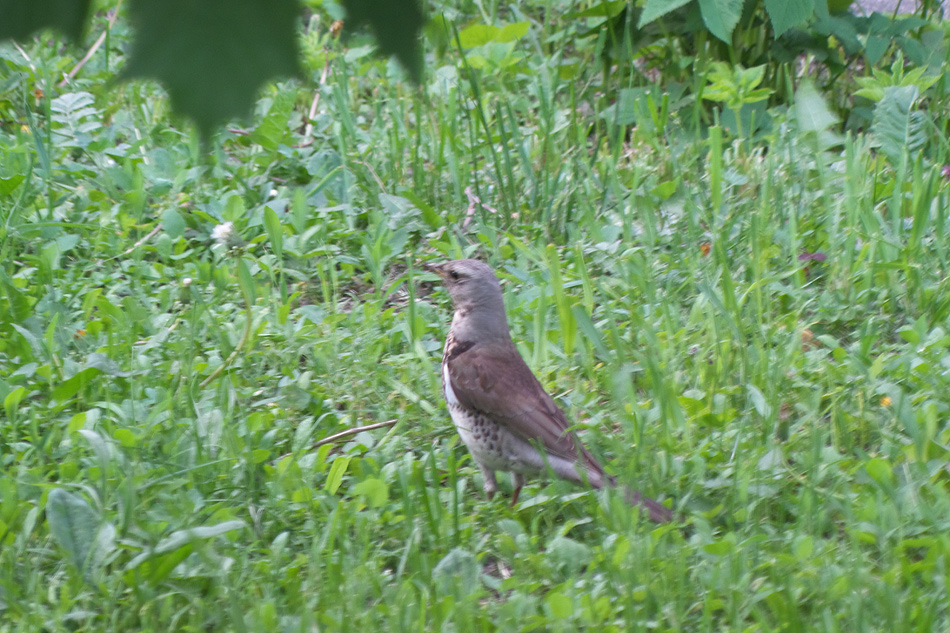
[872,85,928,165]
[698,0,742,43]
[640,0,693,27]
[122,0,302,138]
[341,0,424,82]
[0,0,92,41]
[764,0,814,38]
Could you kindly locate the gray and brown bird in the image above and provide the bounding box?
[426,258,672,523]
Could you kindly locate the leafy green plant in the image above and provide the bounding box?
[702,61,773,137]
[855,52,941,102]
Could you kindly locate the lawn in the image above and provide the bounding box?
[2,2,950,631]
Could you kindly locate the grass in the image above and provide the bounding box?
[2,2,950,631]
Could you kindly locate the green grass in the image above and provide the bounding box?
[2,3,950,632]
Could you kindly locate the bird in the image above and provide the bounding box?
[425,258,672,523]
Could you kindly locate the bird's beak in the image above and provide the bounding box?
[423,262,446,277]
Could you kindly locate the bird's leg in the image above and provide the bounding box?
[478,464,498,499]
[510,473,525,507]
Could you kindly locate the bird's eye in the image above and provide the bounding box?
[449,270,460,280]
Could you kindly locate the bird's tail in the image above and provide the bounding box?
[623,486,674,523]
[604,476,673,522]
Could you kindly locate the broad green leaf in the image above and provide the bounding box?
[433,548,479,595]
[747,384,771,417]
[162,208,185,239]
[153,521,246,554]
[497,22,530,43]
[764,0,814,37]
[651,180,677,199]
[872,85,927,165]
[0,0,92,41]
[698,0,742,43]
[122,0,302,138]
[263,207,283,259]
[53,367,101,402]
[458,24,500,48]
[572,1,627,19]
[1,278,32,321]
[114,428,137,448]
[237,258,257,304]
[794,81,837,133]
[640,0,693,27]
[4,386,27,420]
[251,89,296,151]
[546,592,573,618]
[547,536,592,576]
[223,194,247,222]
[0,174,25,195]
[865,458,894,488]
[342,0,424,81]
[352,477,389,507]
[571,305,608,359]
[84,352,128,376]
[325,456,351,494]
[78,430,112,471]
[128,545,193,584]
[125,520,244,580]
[46,489,116,575]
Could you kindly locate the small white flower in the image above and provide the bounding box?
[182,277,193,287]
[211,221,234,246]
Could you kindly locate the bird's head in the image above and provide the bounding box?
[425,258,506,315]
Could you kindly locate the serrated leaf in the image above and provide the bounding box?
[764,0,814,37]
[698,0,742,43]
[639,0,694,27]
[122,0,302,138]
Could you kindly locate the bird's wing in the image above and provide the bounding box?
[445,340,603,474]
